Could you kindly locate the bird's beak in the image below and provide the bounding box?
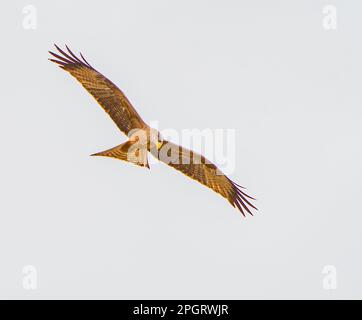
[157,141,163,150]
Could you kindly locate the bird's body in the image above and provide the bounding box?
[49,44,257,216]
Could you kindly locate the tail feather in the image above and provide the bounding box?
[91,140,149,169]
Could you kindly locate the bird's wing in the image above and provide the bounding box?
[153,140,257,216]
[49,44,146,135]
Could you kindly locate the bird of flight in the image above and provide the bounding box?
[49,44,257,216]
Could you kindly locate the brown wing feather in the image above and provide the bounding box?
[153,140,257,216]
[49,44,146,135]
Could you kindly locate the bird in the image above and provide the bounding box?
[49,44,257,216]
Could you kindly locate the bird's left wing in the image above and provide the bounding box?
[152,140,257,216]
[49,44,146,135]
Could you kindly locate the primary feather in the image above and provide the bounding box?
[49,44,146,135]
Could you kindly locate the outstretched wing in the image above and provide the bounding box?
[153,140,257,216]
[49,44,146,135]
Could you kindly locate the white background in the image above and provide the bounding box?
[0,0,361,299]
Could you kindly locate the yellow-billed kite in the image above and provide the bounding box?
[49,44,257,216]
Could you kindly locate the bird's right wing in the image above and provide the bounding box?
[49,44,146,135]
[152,140,257,216]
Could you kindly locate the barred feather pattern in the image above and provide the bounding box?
[49,44,145,135]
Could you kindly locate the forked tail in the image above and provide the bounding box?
[91,140,149,168]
